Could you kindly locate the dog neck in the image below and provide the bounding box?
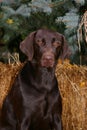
[21,61,57,92]
[31,60,56,83]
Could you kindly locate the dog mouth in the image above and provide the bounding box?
[41,60,55,68]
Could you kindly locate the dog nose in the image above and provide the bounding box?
[44,55,53,62]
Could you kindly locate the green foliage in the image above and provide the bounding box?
[0,2,67,45]
[0,0,87,63]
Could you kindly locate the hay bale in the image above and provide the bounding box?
[0,60,87,130]
[56,60,87,130]
[0,62,23,108]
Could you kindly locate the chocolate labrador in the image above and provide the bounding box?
[0,29,70,130]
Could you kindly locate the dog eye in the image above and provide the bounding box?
[36,39,46,46]
[52,38,56,42]
[52,41,61,48]
[52,38,61,48]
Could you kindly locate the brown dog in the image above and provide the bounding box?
[0,29,70,130]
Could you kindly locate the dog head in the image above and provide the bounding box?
[20,29,70,68]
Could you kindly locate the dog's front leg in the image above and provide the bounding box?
[16,113,30,130]
[0,98,17,130]
[53,114,62,130]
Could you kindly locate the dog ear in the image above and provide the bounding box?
[59,35,71,60]
[20,31,36,61]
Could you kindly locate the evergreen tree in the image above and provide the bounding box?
[0,0,86,63]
